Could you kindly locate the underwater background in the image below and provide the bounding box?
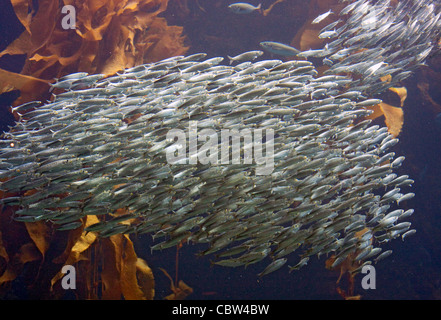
[0,0,440,300]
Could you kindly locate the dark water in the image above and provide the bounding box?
[1,0,441,300]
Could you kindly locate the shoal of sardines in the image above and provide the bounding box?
[1,0,438,277]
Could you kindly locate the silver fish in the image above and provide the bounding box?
[228,3,261,14]
[227,50,264,65]
[259,41,300,56]
[312,10,333,24]
[258,258,288,277]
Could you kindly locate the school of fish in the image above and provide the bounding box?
[0,0,439,277]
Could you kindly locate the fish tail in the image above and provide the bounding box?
[227,56,234,65]
[257,3,262,13]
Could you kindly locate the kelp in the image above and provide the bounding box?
[99,234,154,300]
[262,0,285,17]
[0,112,160,300]
[0,148,155,299]
[366,86,407,137]
[0,0,190,299]
[0,178,154,299]
[0,68,50,109]
[325,228,371,300]
[0,210,155,299]
[0,0,189,107]
[159,267,193,300]
[367,102,404,137]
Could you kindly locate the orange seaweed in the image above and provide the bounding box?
[325,228,371,300]
[0,0,188,299]
[366,86,407,137]
[0,0,189,107]
[262,0,285,17]
[159,267,193,300]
